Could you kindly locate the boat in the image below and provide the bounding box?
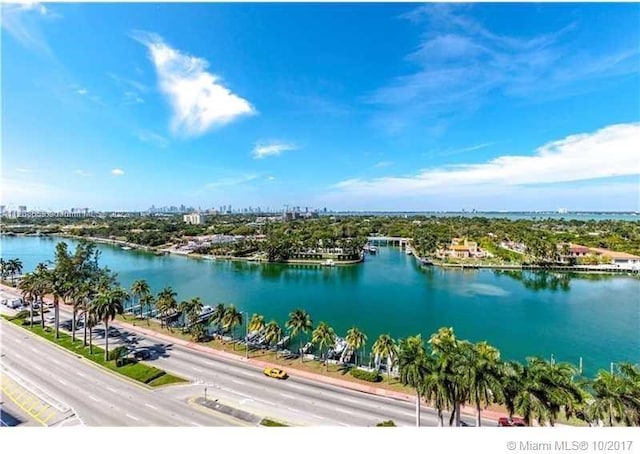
[368,246,377,255]
[276,335,290,348]
[324,259,335,266]
[121,246,132,250]
[405,248,413,255]
[300,342,313,354]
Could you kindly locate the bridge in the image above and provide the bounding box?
[366,236,412,247]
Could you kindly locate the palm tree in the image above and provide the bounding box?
[398,335,427,426]
[210,303,227,334]
[222,305,243,349]
[0,258,6,281]
[263,320,282,350]
[248,313,266,333]
[69,281,92,343]
[86,305,98,355]
[130,279,150,320]
[18,272,36,329]
[422,353,451,427]
[466,341,504,427]
[32,264,49,329]
[93,287,127,361]
[345,327,367,366]
[372,333,398,378]
[156,286,177,329]
[586,363,640,426]
[190,322,206,342]
[311,322,336,369]
[140,293,155,324]
[7,258,23,284]
[285,309,313,362]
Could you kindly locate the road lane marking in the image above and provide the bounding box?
[280,393,296,399]
[106,387,117,393]
[191,422,202,427]
[255,398,276,406]
[335,408,355,415]
[88,395,99,402]
[191,367,204,372]
[57,379,67,386]
[126,413,140,421]
[145,403,159,410]
[230,379,244,385]
[76,372,86,377]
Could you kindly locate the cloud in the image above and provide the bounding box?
[111,168,125,176]
[0,176,65,202]
[252,141,298,159]
[133,31,255,137]
[76,88,88,96]
[267,176,276,181]
[372,161,394,169]
[108,73,147,105]
[205,174,259,189]
[371,5,639,131]
[74,169,92,177]
[333,123,640,198]
[136,130,169,148]
[0,2,58,56]
[15,167,34,173]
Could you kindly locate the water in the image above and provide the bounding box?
[3,235,639,376]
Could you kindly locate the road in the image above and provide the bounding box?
[1,297,494,427]
[0,320,240,426]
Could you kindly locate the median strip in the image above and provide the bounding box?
[2,316,188,388]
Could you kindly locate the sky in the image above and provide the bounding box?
[1,2,639,212]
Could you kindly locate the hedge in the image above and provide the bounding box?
[349,368,382,382]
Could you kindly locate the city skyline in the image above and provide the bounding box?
[2,3,639,211]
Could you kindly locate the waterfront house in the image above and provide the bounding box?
[587,247,640,269]
[440,238,488,259]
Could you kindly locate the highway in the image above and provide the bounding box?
[1,297,494,427]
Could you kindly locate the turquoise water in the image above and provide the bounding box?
[3,235,639,376]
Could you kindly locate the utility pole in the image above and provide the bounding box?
[245,311,249,359]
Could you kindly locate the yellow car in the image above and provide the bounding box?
[263,367,288,379]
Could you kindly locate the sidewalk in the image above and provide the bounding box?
[1,283,506,424]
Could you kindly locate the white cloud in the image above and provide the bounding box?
[0,2,58,56]
[334,123,640,197]
[372,161,394,169]
[15,167,33,173]
[134,32,255,137]
[111,168,125,176]
[74,169,92,177]
[76,88,88,96]
[267,176,276,181]
[252,141,298,159]
[136,130,169,148]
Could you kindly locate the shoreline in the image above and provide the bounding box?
[5,232,637,275]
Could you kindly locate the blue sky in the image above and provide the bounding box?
[2,2,639,212]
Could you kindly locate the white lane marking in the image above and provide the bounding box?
[280,393,296,399]
[106,387,117,393]
[145,403,159,410]
[255,398,276,406]
[30,347,39,353]
[32,365,43,371]
[126,413,140,421]
[13,353,25,360]
[191,422,202,427]
[335,408,355,415]
[230,379,244,385]
[51,359,62,365]
[191,367,204,372]
[57,379,67,385]
[76,372,86,377]
[89,395,100,402]
[238,370,254,377]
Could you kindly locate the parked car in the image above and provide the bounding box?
[263,367,288,379]
[134,350,152,360]
[107,328,120,337]
[498,417,526,427]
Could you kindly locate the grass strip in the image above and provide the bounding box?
[3,316,187,387]
[260,418,288,427]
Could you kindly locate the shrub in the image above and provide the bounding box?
[350,368,382,382]
[10,310,29,321]
[108,346,129,361]
[376,420,396,427]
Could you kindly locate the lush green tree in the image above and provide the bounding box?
[372,333,398,378]
[345,327,367,366]
[222,305,243,349]
[263,320,282,349]
[93,287,127,361]
[311,322,336,369]
[398,335,428,426]
[286,309,313,362]
[248,313,266,333]
[156,286,177,329]
[467,341,504,426]
[130,279,151,319]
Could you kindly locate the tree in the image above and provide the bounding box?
[93,287,127,361]
[248,313,266,333]
[586,363,640,426]
[263,320,282,349]
[18,272,36,329]
[222,305,243,349]
[191,322,206,342]
[210,303,227,334]
[345,327,367,367]
[140,293,156,325]
[130,280,151,320]
[466,341,504,427]
[7,258,23,284]
[312,322,336,369]
[398,335,428,426]
[372,334,398,379]
[285,309,313,362]
[422,353,450,427]
[156,286,177,329]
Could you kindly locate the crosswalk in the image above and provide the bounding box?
[0,374,61,426]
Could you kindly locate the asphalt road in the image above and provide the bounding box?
[0,320,239,427]
[1,299,494,427]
